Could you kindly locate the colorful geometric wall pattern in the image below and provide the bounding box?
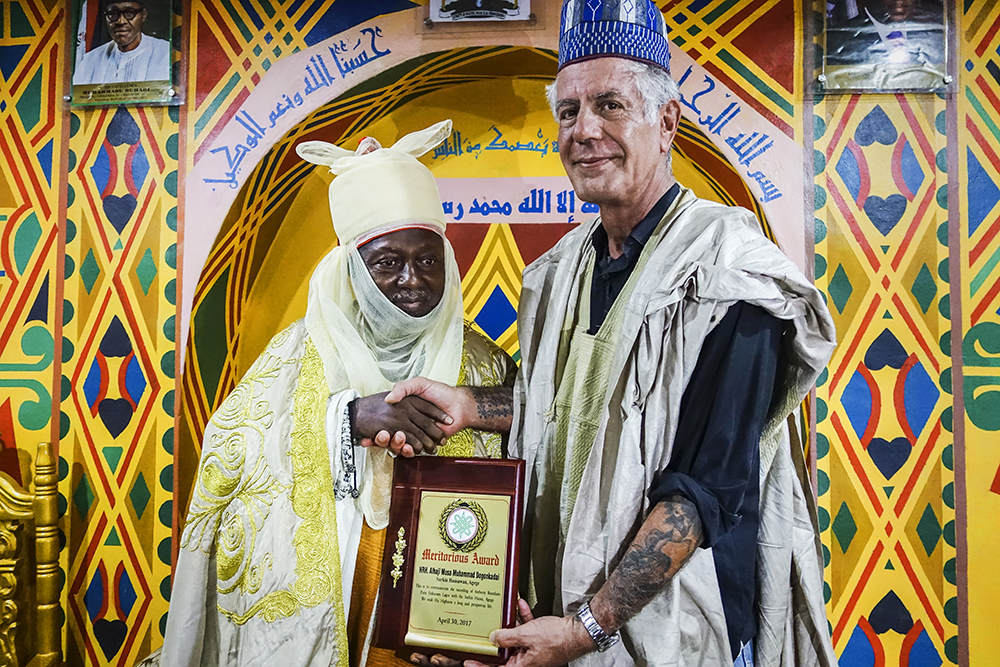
[957,2,1000,662]
[0,0,68,660]
[62,102,179,663]
[814,92,955,665]
[811,1,1000,663]
[659,0,802,140]
[2,0,999,663]
[0,0,65,451]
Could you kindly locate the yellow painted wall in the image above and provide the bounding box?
[1,0,998,664]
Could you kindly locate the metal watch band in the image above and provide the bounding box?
[576,601,620,653]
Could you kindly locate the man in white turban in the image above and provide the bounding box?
[151,120,515,667]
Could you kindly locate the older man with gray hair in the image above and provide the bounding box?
[392,2,839,666]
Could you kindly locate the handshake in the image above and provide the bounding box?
[351,378,513,457]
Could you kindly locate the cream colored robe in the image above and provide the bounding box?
[152,320,514,667]
[512,188,839,666]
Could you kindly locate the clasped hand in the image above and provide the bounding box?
[355,378,477,456]
[352,391,453,456]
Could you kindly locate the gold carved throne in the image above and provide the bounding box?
[0,442,61,667]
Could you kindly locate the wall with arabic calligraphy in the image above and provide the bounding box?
[1,0,998,664]
[173,50,783,509]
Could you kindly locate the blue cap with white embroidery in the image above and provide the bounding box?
[558,0,671,73]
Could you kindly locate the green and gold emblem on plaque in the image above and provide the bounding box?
[439,499,488,552]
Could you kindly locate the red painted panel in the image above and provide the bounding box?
[728,0,795,94]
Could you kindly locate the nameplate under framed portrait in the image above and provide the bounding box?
[373,456,525,664]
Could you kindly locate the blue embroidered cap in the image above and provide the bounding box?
[558,0,671,73]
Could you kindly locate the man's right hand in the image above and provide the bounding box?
[385,378,479,437]
[352,392,453,456]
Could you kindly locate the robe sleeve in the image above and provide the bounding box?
[647,301,782,548]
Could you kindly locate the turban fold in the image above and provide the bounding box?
[296,120,451,245]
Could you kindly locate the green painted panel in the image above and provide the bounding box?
[10,2,35,38]
[13,212,42,274]
[192,267,231,405]
[14,66,43,132]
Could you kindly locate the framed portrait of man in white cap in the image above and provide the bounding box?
[820,0,949,92]
[429,0,531,23]
[70,0,176,105]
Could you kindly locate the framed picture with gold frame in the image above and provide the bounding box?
[70,0,177,105]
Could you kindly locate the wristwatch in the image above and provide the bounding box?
[576,601,620,653]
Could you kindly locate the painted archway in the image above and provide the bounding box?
[175,41,792,508]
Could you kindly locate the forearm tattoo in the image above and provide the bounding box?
[592,495,703,632]
[469,386,514,431]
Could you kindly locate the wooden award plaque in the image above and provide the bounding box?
[373,456,525,664]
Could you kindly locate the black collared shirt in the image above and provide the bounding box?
[649,302,782,659]
[588,184,680,334]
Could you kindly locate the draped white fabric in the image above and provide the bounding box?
[298,120,463,529]
[304,236,463,529]
[512,188,839,666]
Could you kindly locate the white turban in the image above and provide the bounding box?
[296,121,463,528]
[296,121,450,244]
